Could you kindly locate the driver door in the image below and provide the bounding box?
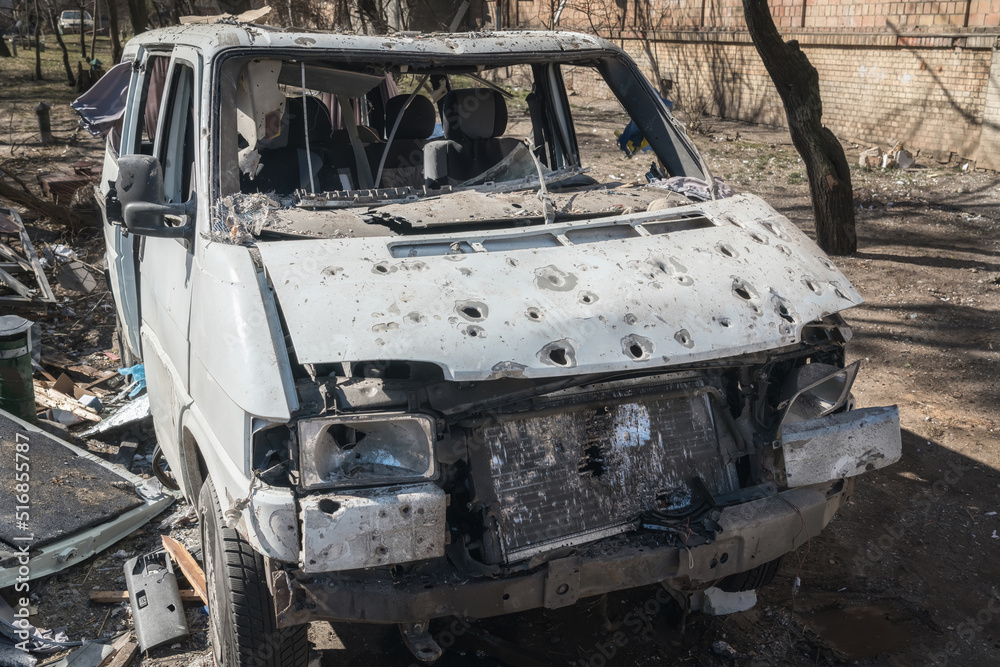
[100,46,171,362]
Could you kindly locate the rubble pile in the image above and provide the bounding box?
[858,141,916,170]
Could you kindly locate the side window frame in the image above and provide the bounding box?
[119,47,174,160]
[155,60,197,206]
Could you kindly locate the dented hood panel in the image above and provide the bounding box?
[257,195,862,381]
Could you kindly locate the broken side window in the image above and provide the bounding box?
[156,61,197,206]
[135,54,170,156]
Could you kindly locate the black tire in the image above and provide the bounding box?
[198,476,309,667]
[717,557,783,592]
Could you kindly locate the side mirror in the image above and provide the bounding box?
[117,154,195,240]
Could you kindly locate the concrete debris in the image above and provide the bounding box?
[895,148,915,170]
[860,143,916,171]
[702,586,758,615]
[858,146,881,169]
[711,640,739,658]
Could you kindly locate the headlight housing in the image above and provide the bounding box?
[296,413,436,490]
[778,361,859,428]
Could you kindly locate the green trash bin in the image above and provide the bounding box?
[0,316,36,422]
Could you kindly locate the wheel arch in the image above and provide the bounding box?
[178,425,209,503]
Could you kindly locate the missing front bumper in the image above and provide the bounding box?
[274,481,848,626]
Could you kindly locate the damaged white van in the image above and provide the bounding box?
[89,22,901,666]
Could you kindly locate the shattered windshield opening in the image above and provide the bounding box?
[214,53,712,243]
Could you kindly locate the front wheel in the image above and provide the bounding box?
[198,476,309,667]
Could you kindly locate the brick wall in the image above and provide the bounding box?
[613,36,996,164]
[529,0,1000,30]
[511,2,1000,169]
[980,53,1000,170]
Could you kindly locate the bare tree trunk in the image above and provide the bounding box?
[90,0,98,58]
[0,177,88,230]
[32,0,43,80]
[107,0,122,62]
[47,6,77,86]
[78,0,87,57]
[742,0,856,255]
[125,0,148,35]
[333,0,353,30]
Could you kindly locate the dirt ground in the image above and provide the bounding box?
[2,38,999,667]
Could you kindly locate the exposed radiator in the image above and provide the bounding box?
[471,380,737,563]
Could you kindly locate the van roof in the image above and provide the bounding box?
[123,25,619,61]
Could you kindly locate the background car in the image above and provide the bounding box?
[58,9,93,34]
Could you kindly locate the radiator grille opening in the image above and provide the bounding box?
[470,381,738,563]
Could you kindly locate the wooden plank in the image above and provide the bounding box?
[0,241,33,272]
[161,535,209,605]
[0,266,33,298]
[15,214,56,303]
[33,381,102,422]
[40,350,114,386]
[96,633,132,667]
[103,641,138,667]
[90,589,204,604]
[82,373,119,390]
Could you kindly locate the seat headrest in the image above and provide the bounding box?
[285,96,333,149]
[385,95,435,141]
[441,88,508,141]
[330,125,382,144]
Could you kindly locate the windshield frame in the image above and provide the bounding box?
[209,44,710,236]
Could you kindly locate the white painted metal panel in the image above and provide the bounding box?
[781,406,902,487]
[300,483,446,572]
[258,195,862,381]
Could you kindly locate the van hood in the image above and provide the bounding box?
[256,194,861,381]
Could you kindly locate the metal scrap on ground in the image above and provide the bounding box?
[0,409,174,589]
